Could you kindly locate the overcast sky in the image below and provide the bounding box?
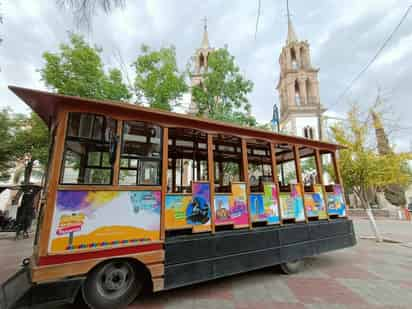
[0,0,411,151]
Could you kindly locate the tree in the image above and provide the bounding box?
[0,109,15,180]
[330,105,411,209]
[12,113,50,184]
[41,33,131,101]
[192,48,256,126]
[133,45,187,111]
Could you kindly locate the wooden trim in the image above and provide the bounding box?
[152,278,164,292]
[293,145,308,223]
[315,149,330,220]
[46,240,164,256]
[38,110,68,258]
[270,143,283,224]
[57,185,162,191]
[207,134,216,233]
[147,263,164,277]
[165,192,192,196]
[32,250,165,284]
[241,139,252,229]
[161,128,168,240]
[112,120,123,186]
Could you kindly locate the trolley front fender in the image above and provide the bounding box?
[0,266,83,309]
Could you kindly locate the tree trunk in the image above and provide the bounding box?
[360,189,383,242]
[23,159,34,185]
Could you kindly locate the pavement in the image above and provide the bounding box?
[1,219,412,309]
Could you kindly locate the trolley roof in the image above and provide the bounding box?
[9,85,343,152]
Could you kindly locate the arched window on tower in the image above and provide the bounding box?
[290,48,298,70]
[199,53,205,72]
[303,126,314,139]
[300,46,306,68]
[306,79,311,104]
[294,80,301,105]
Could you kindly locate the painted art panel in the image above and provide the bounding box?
[279,185,305,221]
[304,184,327,218]
[263,183,280,224]
[291,184,306,222]
[230,182,249,226]
[250,194,265,222]
[49,191,161,253]
[215,183,249,226]
[327,184,346,217]
[165,182,211,230]
[165,195,193,229]
[215,195,232,223]
[191,182,211,225]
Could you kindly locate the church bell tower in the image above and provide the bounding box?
[276,2,326,140]
[188,17,214,115]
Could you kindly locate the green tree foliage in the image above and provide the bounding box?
[330,105,412,208]
[0,109,15,180]
[12,113,50,184]
[41,33,131,101]
[192,48,256,126]
[133,45,187,111]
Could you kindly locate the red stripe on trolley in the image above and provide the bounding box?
[38,243,163,266]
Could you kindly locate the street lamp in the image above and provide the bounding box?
[271,103,284,184]
[271,104,280,133]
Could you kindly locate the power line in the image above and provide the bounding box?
[331,5,412,109]
[254,0,262,41]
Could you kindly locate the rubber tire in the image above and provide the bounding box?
[280,259,304,274]
[82,260,142,309]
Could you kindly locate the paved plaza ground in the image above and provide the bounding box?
[1,219,412,308]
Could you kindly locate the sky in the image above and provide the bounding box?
[0,0,411,151]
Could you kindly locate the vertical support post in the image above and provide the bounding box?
[160,128,169,240]
[315,149,329,220]
[112,120,123,186]
[38,110,68,257]
[293,145,308,223]
[207,134,216,233]
[270,143,282,224]
[241,139,252,229]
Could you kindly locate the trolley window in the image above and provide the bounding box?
[60,113,117,185]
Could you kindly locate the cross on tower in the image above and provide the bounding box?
[202,16,207,31]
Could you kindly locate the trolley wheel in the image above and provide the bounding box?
[280,259,304,274]
[82,260,142,309]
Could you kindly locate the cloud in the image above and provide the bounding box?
[1,0,411,151]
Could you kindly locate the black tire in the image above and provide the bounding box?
[82,260,142,309]
[280,259,304,274]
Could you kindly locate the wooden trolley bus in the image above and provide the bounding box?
[1,86,356,309]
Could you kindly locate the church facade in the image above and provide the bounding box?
[277,16,326,140]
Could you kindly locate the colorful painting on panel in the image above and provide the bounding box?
[304,184,327,219]
[263,183,280,224]
[279,184,305,221]
[165,195,193,229]
[279,192,294,219]
[215,182,249,226]
[165,182,211,230]
[190,182,211,225]
[327,184,346,217]
[291,184,306,221]
[49,191,161,253]
[250,194,265,222]
[215,195,231,221]
[230,182,249,225]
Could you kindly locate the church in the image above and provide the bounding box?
[188,14,326,141]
